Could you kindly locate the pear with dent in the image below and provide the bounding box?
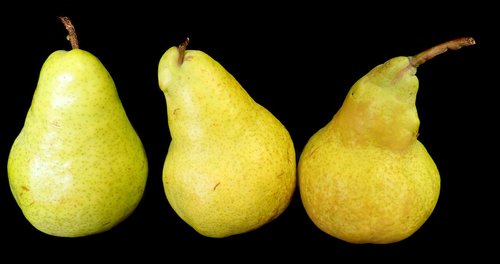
[158,39,296,238]
[298,37,475,244]
[7,17,148,237]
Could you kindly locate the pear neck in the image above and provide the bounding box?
[331,78,420,152]
[164,84,256,142]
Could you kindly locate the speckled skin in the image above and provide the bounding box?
[298,57,440,244]
[7,49,148,237]
[158,47,296,238]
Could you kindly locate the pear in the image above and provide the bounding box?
[298,37,475,244]
[158,38,296,238]
[7,17,148,237]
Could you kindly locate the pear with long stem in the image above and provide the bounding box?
[298,37,475,244]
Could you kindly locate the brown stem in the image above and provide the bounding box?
[58,16,79,49]
[409,37,476,67]
[178,37,190,65]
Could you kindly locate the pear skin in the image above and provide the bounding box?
[158,39,296,238]
[7,18,148,237]
[298,37,475,244]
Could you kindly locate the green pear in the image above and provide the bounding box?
[298,37,475,244]
[158,38,296,238]
[7,17,148,237]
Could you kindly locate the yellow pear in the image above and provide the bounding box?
[298,37,475,244]
[158,38,296,238]
[7,17,148,237]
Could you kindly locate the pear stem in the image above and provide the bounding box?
[178,37,190,65]
[58,16,79,49]
[409,37,476,67]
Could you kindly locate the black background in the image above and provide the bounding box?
[0,4,495,259]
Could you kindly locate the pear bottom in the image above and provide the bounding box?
[163,140,296,238]
[298,138,440,244]
[7,135,148,238]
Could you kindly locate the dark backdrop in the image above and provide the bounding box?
[0,4,494,259]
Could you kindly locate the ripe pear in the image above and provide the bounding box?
[7,17,148,237]
[158,38,296,238]
[298,37,475,244]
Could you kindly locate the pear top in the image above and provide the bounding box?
[332,37,476,151]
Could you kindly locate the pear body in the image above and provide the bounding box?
[158,46,296,238]
[298,56,440,244]
[8,49,148,237]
